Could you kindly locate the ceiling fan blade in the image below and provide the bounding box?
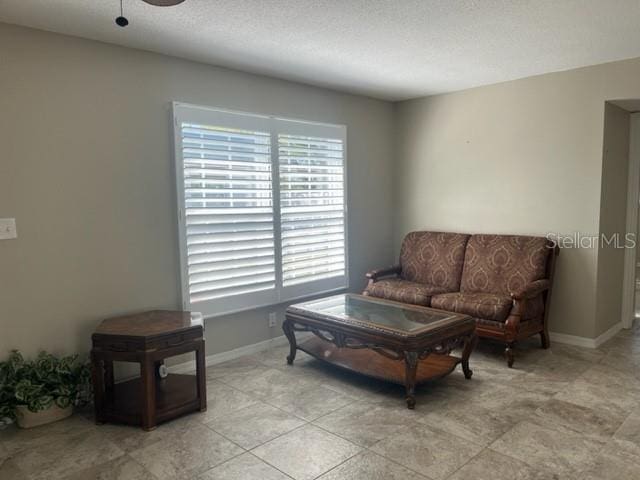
[141,0,186,6]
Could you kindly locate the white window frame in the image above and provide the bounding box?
[172,102,349,318]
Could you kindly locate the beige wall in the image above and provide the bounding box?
[3,23,640,355]
[0,24,396,358]
[596,103,630,337]
[395,57,640,338]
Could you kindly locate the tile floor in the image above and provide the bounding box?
[2,326,640,479]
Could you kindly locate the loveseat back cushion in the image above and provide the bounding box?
[364,279,449,306]
[399,231,470,291]
[431,292,512,322]
[460,234,550,295]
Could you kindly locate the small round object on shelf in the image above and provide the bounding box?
[115,16,129,27]
[158,364,169,379]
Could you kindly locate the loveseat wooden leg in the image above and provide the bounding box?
[540,329,550,349]
[504,344,515,368]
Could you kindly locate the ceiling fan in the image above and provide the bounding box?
[116,0,186,27]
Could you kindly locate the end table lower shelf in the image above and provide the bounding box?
[101,374,201,427]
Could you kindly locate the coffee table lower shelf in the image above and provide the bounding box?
[297,337,462,386]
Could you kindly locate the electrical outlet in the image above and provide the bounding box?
[0,218,17,240]
[268,312,277,328]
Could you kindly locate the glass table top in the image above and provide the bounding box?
[289,294,461,334]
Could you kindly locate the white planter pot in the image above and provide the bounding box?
[15,404,73,429]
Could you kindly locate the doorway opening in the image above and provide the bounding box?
[620,106,640,330]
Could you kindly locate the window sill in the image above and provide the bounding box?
[198,286,349,320]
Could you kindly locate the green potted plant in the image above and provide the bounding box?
[0,350,91,429]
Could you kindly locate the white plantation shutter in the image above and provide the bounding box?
[174,104,347,317]
[279,133,346,292]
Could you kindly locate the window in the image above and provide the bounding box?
[173,103,347,317]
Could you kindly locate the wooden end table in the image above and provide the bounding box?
[91,310,207,431]
[284,294,477,409]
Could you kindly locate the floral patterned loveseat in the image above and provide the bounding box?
[363,231,559,367]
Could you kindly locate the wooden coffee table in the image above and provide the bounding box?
[283,294,476,409]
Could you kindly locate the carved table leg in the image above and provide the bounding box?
[461,333,477,379]
[195,340,207,413]
[90,351,105,425]
[104,360,115,393]
[404,351,419,409]
[140,355,157,431]
[282,319,297,365]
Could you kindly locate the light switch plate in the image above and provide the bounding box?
[0,218,17,240]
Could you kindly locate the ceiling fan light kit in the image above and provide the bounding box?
[116,0,186,28]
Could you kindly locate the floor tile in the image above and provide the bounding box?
[317,450,429,480]
[613,413,640,455]
[370,425,483,480]
[0,459,29,480]
[199,453,290,480]
[98,414,204,453]
[265,384,354,421]
[129,423,243,479]
[6,326,640,480]
[426,363,504,400]
[11,429,124,480]
[542,343,607,364]
[206,402,305,449]
[579,442,640,480]
[313,401,417,447]
[199,380,260,423]
[467,358,528,385]
[252,424,361,480]
[205,356,265,381]
[580,363,640,390]
[309,363,390,401]
[0,415,95,457]
[599,333,640,354]
[0,443,7,463]
[447,448,561,480]
[474,386,551,424]
[554,365,640,417]
[505,369,572,396]
[418,403,514,447]
[258,344,313,369]
[598,350,640,376]
[394,382,454,410]
[532,398,625,443]
[490,420,601,476]
[60,454,155,480]
[220,367,317,399]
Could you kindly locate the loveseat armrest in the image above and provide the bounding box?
[510,279,550,300]
[365,265,401,282]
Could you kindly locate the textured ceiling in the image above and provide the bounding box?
[2,0,640,100]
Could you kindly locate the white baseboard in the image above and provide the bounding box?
[549,332,598,348]
[550,321,623,349]
[168,333,308,374]
[594,321,624,346]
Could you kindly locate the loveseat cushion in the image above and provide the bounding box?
[400,231,470,291]
[364,279,449,306]
[431,292,512,322]
[460,234,550,295]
